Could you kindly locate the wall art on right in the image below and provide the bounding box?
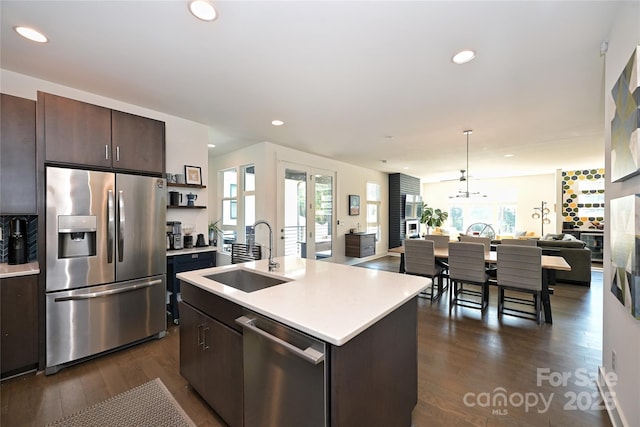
[610,45,640,182]
[610,194,640,319]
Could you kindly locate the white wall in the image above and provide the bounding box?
[1,69,211,237]
[602,2,640,426]
[421,173,559,237]
[209,141,389,264]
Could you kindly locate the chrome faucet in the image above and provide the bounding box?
[252,220,279,271]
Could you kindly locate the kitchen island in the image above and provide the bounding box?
[177,255,430,427]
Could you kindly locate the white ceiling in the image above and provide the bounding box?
[1,1,619,182]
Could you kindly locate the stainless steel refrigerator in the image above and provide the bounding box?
[45,166,166,374]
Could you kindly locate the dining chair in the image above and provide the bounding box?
[404,239,444,301]
[231,243,262,264]
[500,238,537,246]
[424,234,450,289]
[448,242,490,313]
[459,235,491,253]
[496,245,543,324]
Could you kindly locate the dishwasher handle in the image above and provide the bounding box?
[235,315,324,365]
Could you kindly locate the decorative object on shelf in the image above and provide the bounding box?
[208,219,222,246]
[175,173,185,184]
[349,195,360,216]
[532,201,551,236]
[184,165,202,185]
[610,45,640,182]
[610,194,640,319]
[165,173,177,183]
[186,192,197,206]
[449,130,487,198]
[420,205,448,235]
[168,190,182,206]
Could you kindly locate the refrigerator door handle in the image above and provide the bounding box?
[118,190,125,262]
[107,189,115,264]
[53,279,162,302]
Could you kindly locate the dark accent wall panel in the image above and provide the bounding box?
[388,173,420,249]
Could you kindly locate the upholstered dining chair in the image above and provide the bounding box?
[500,238,537,246]
[424,234,451,289]
[404,239,444,301]
[448,242,490,313]
[496,244,543,324]
[459,235,491,253]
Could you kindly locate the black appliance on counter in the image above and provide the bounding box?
[8,217,28,265]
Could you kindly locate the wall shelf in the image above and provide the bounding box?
[167,183,206,189]
[167,205,206,209]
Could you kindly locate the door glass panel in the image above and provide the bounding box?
[314,174,333,259]
[284,169,306,257]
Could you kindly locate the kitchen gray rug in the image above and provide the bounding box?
[45,378,196,427]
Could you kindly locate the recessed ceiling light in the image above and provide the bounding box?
[208,144,216,148]
[452,49,476,65]
[504,154,514,158]
[403,167,409,170]
[15,26,48,43]
[189,0,217,21]
[271,120,284,126]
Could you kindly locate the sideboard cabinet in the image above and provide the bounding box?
[345,233,376,258]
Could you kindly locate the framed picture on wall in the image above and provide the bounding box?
[185,165,202,185]
[349,195,360,216]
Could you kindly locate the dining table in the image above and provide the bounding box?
[388,245,571,324]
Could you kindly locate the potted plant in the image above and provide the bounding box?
[420,205,449,235]
[208,219,223,246]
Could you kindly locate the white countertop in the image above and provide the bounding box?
[0,261,40,279]
[167,246,217,257]
[177,256,430,346]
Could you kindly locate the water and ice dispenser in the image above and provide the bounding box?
[57,215,97,258]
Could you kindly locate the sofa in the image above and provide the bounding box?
[535,237,592,286]
[493,234,592,286]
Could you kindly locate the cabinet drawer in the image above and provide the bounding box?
[181,282,243,333]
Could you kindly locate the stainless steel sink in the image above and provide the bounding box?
[204,269,289,293]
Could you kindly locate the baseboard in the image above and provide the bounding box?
[597,365,628,427]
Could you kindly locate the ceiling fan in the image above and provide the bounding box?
[449,130,486,198]
[440,169,467,182]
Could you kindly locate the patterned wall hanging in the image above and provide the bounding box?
[610,45,640,182]
[609,194,640,319]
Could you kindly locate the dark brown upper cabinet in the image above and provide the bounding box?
[111,110,165,174]
[1,93,37,214]
[39,92,165,175]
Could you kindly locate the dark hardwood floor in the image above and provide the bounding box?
[1,257,611,427]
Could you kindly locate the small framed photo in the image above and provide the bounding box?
[185,165,202,185]
[349,195,360,216]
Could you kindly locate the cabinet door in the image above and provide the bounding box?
[179,302,206,395]
[1,275,38,377]
[112,110,165,174]
[41,92,112,168]
[203,317,243,427]
[0,94,36,214]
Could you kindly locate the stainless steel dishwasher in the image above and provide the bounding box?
[236,310,327,427]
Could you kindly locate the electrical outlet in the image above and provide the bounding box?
[612,350,617,372]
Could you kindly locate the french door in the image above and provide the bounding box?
[277,162,335,260]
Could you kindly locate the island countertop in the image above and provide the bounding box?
[177,255,431,346]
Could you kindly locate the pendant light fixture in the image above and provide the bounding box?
[450,130,486,198]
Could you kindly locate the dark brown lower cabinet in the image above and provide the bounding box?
[1,275,38,378]
[180,301,243,427]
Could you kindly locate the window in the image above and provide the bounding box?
[366,182,381,240]
[220,165,255,252]
[449,199,517,237]
[577,179,605,219]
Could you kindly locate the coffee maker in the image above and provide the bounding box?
[8,217,28,265]
[167,221,182,250]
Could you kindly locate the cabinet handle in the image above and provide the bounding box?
[116,146,120,162]
[105,145,109,160]
[203,325,210,350]
[197,323,205,349]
